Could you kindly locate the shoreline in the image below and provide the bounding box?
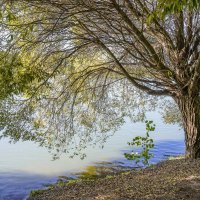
[28,158,200,200]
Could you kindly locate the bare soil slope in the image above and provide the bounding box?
[28,159,200,200]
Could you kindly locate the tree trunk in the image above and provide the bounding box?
[176,95,200,158]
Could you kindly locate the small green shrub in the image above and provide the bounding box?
[124,120,155,166]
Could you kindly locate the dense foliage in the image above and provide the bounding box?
[0,0,199,158]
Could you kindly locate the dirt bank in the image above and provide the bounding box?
[28,158,200,200]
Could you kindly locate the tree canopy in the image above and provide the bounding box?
[0,0,199,158]
[153,0,200,18]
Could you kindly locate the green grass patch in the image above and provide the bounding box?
[29,188,50,197]
[65,179,82,185]
[168,155,184,160]
[29,179,86,197]
[29,169,133,197]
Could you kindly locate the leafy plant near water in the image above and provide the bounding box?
[124,120,155,166]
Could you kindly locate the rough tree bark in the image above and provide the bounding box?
[176,95,200,158]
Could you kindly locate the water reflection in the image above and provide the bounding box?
[53,139,185,191]
[0,140,185,200]
[75,140,185,180]
[0,112,184,199]
[0,173,57,200]
[76,162,133,180]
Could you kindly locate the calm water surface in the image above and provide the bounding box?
[0,112,185,200]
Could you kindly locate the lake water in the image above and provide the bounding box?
[0,112,185,200]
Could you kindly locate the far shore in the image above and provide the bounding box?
[28,158,200,200]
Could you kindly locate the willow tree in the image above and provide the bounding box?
[154,0,200,18]
[1,0,200,158]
